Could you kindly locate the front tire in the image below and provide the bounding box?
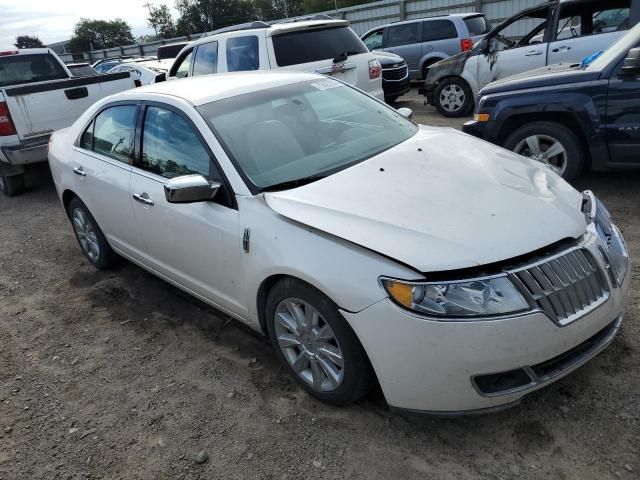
[265,278,373,405]
[68,197,117,269]
[504,121,584,181]
[434,77,474,118]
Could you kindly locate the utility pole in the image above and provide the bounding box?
[143,1,158,36]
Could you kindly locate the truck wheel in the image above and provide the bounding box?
[504,122,584,181]
[434,77,473,118]
[265,278,374,406]
[68,197,117,269]
[0,171,25,197]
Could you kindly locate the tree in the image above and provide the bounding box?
[14,35,44,49]
[147,4,176,38]
[255,0,304,20]
[69,18,135,52]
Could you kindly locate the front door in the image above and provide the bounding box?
[71,104,144,257]
[129,104,246,316]
[476,6,552,90]
[605,54,640,164]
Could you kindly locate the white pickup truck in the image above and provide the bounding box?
[0,48,135,196]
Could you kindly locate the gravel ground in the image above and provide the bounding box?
[0,88,638,480]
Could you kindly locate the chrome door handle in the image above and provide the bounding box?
[525,50,543,56]
[73,167,86,177]
[132,193,154,206]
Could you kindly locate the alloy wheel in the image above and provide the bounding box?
[514,134,568,176]
[274,298,344,392]
[439,84,465,113]
[72,208,100,262]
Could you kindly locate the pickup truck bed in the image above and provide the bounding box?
[0,48,135,196]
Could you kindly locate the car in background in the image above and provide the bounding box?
[169,18,384,100]
[361,13,491,81]
[156,42,189,61]
[424,0,640,117]
[108,59,171,86]
[463,22,640,180]
[66,63,99,77]
[92,56,156,74]
[48,71,629,415]
[0,48,134,196]
[372,50,410,103]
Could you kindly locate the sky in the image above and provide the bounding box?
[0,0,179,48]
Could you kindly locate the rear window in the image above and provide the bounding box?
[464,16,491,36]
[0,53,68,88]
[272,26,367,66]
[421,20,458,42]
[157,44,188,60]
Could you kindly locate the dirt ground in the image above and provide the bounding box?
[0,89,639,480]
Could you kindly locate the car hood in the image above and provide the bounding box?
[371,50,405,65]
[481,63,602,94]
[265,126,586,273]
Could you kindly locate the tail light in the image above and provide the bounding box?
[460,39,474,52]
[0,102,17,136]
[369,59,382,80]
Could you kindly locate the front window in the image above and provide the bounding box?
[489,8,550,51]
[193,42,218,76]
[197,79,417,190]
[363,30,384,50]
[0,53,68,88]
[272,26,367,66]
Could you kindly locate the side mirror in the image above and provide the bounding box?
[620,48,640,76]
[397,107,413,119]
[164,175,220,203]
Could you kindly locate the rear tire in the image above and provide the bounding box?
[68,197,117,269]
[0,170,25,197]
[434,77,474,118]
[504,121,584,181]
[265,278,373,406]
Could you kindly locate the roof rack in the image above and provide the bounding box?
[274,13,337,24]
[206,20,271,36]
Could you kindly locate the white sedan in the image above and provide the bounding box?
[47,72,630,414]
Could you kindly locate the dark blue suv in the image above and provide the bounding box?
[463,23,640,180]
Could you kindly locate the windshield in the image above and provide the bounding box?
[197,79,417,190]
[587,22,640,71]
[272,26,368,66]
[0,53,68,88]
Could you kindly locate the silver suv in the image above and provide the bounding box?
[361,13,491,80]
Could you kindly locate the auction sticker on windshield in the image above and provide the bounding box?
[311,79,343,90]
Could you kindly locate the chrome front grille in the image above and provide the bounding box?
[510,248,609,326]
[594,198,629,287]
[382,64,408,81]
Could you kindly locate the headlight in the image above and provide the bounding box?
[380,276,529,319]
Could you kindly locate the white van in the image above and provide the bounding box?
[168,17,384,100]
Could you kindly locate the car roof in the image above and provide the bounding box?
[363,13,484,32]
[116,71,322,106]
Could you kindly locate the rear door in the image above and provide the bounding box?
[383,22,422,76]
[268,25,372,91]
[548,1,632,65]
[1,52,133,142]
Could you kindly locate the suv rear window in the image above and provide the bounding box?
[421,20,457,42]
[272,26,367,66]
[0,53,68,88]
[464,16,491,36]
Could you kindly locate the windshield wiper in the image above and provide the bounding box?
[261,174,326,192]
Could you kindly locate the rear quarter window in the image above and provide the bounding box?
[463,16,491,36]
[0,53,68,88]
[272,26,367,66]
